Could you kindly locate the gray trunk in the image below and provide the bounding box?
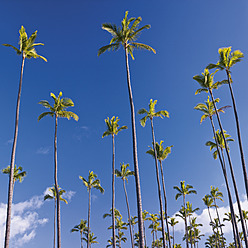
[112,135,116,248]
[87,187,91,248]
[226,70,248,200]
[124,46,145,248]
[4,55,25,248]
[150,119,166,248]
[54,115,61,248]
[209,89,248,247]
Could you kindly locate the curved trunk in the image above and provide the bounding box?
[150,119,166,248]
[226,70,248,200]
[123,180,135,248]
[87,187,91,248]
[183,194,189,248]
[124,46,145,248]
[159,160,172,248]
[54,115,61,248]
[4,55,25,248]
[209,117,240,247]
[112,135,116,248]
[209,89,248,247]
[54,200,56,248]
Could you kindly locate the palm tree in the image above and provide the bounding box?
[195,97,240,246]
[193,69,248,246]
[38,92,78,248]
[71,219,88,248]
[115,163,135,248]
[174,181,197,248]
[148,213,160,244]
[142,210,150,248]
[98,12,156,247]
[207,47,248,199]
[138,99,170,248]
[2,165,26,187]
[80,171,104,248]
[168,217,179,248]
[44,186,68,248]
[82,232,98,247]
[146,139,173,248]
[103,116,127,248]
[3,26,46,248]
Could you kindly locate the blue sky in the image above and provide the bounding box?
[0,0,248,247]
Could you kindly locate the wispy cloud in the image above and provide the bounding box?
[92,194,98,202]
[0,194,48,247]
[64,191,76,201]
[74,125,90,141]
[36,146,51,155]
[6,139,13,145]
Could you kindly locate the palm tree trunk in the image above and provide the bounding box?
[81,231,83,248]
[4,55,25,248]
[124,45,145,248]
[159,160,172,248]
[150,119,166,248]
[209,117,240,248]
[213,198,225,247]
[54,200,56,248]
[54,115,61,248]
[112,135,116,248]
[87,187,91,248]
[173,226,175,248]
[209,89,248,247]
[123,180,135,248]
[226,70,248,200]
[183,195,189,248]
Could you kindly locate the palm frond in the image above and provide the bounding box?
[2,44,21,55]
[131,42,156,54]
[38,111,53,121]
[98,43,120,56]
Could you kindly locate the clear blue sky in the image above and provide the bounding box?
[0,1,248,247]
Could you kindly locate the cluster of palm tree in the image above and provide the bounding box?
[2,10,248,248]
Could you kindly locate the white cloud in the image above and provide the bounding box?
[172,198,248,237]
[0,192,48,247]
[81,126,89,130]
[36,146,51,155]
[6,139,13,145]
[92,194,98,202]
[64,191,76,201]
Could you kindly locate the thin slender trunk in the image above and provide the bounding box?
[54,115,61,248]
[112,135,116,248]
[143,221,147,248]
[209,89,248,247]
[183,195,189,248]
[213,198,225,247]
[87,187,91,248]
[188,216,193,248]
[124,45,145,248]
[173,226,175,248]
[226,70,248,200]
[80,231,83,248]
[118,229,121,248]
[4,55,25,248]
[54,200,56,248]
[159,160,172,248]
[123,180,135,248]
[210,113,240,248]
[150,119,166,248]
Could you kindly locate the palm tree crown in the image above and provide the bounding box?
[115,163,135,182]
[38,92,79,121]
[2,165,26,184]
[207,47,243,71]
[44,186,68,204]
[138,99,169,127]
[98,11,156,59]
[102,116,127,138]
[174,181,197,200]
[3,26,47,61]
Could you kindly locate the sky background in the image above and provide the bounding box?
[0,0,248,247]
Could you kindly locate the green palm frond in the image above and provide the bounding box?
[2,44,21,55]
[98,43,120,56]
[38,111,54,121]
[131,42,156,53]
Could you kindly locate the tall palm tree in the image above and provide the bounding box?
[193,69,248,247]
[103,116,127,248]
[174,181,197,248]
[146,139,173,248]
[207,47,248,199]
[82,232,98,247]
[79,171,104,248]
[195,98,240,247]
[3,26,46,248]
[44,186,68,248]
[38,92,78,248]
[138,99,170,248]
[71,219,88,248]
[115,163,135,248]
[98,12,156,247]
[168,217,179,248]
[142,210,150,248]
